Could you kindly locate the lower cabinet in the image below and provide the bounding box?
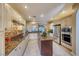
[8,36,29,56]
[41,40,53,56]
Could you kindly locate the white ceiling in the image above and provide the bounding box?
[9,3,73,25]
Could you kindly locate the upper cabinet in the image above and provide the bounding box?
[3,4,26,29]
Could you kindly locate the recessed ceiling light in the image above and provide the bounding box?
[62,10,66,14]
[25,6,28,8]
[50,18,54,20]
[19,19,22,21]
[50,23,54,26]
[29,16,31,19]
[40,14,44,17]
[19,16,21,18]
[31,21,36,24]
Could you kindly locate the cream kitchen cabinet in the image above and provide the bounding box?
[8,36,29,56]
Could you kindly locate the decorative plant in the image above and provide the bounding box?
[41,31,47,38]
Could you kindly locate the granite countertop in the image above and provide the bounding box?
[41,37,53,41]
[5,33,29,56]
[5,39,22,56]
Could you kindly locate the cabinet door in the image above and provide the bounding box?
[8,48,19,56]
[41,40,52,56]
[8,40,26,56]
[8,35,29,56]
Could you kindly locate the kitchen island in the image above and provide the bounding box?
[41,37,53,56]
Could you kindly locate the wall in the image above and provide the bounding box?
[53,12,76,55]
[76,9,79,55]
[1,4,26,56]
[0,4,5,56]
[73,4,79,56]
[3,4,26,30]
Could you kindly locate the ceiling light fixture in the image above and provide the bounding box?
[19,16,21,18]
[25,6,28,8]
[29,16,31,19]
[19,19,22,21]
[50,18,54,20]
[40,14,44,17]
[62,10,66,14]
[31,21,36,24]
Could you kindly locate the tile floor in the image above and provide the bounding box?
[53,42,71,56]
[23,33,41,56]
[23,33,71,56]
